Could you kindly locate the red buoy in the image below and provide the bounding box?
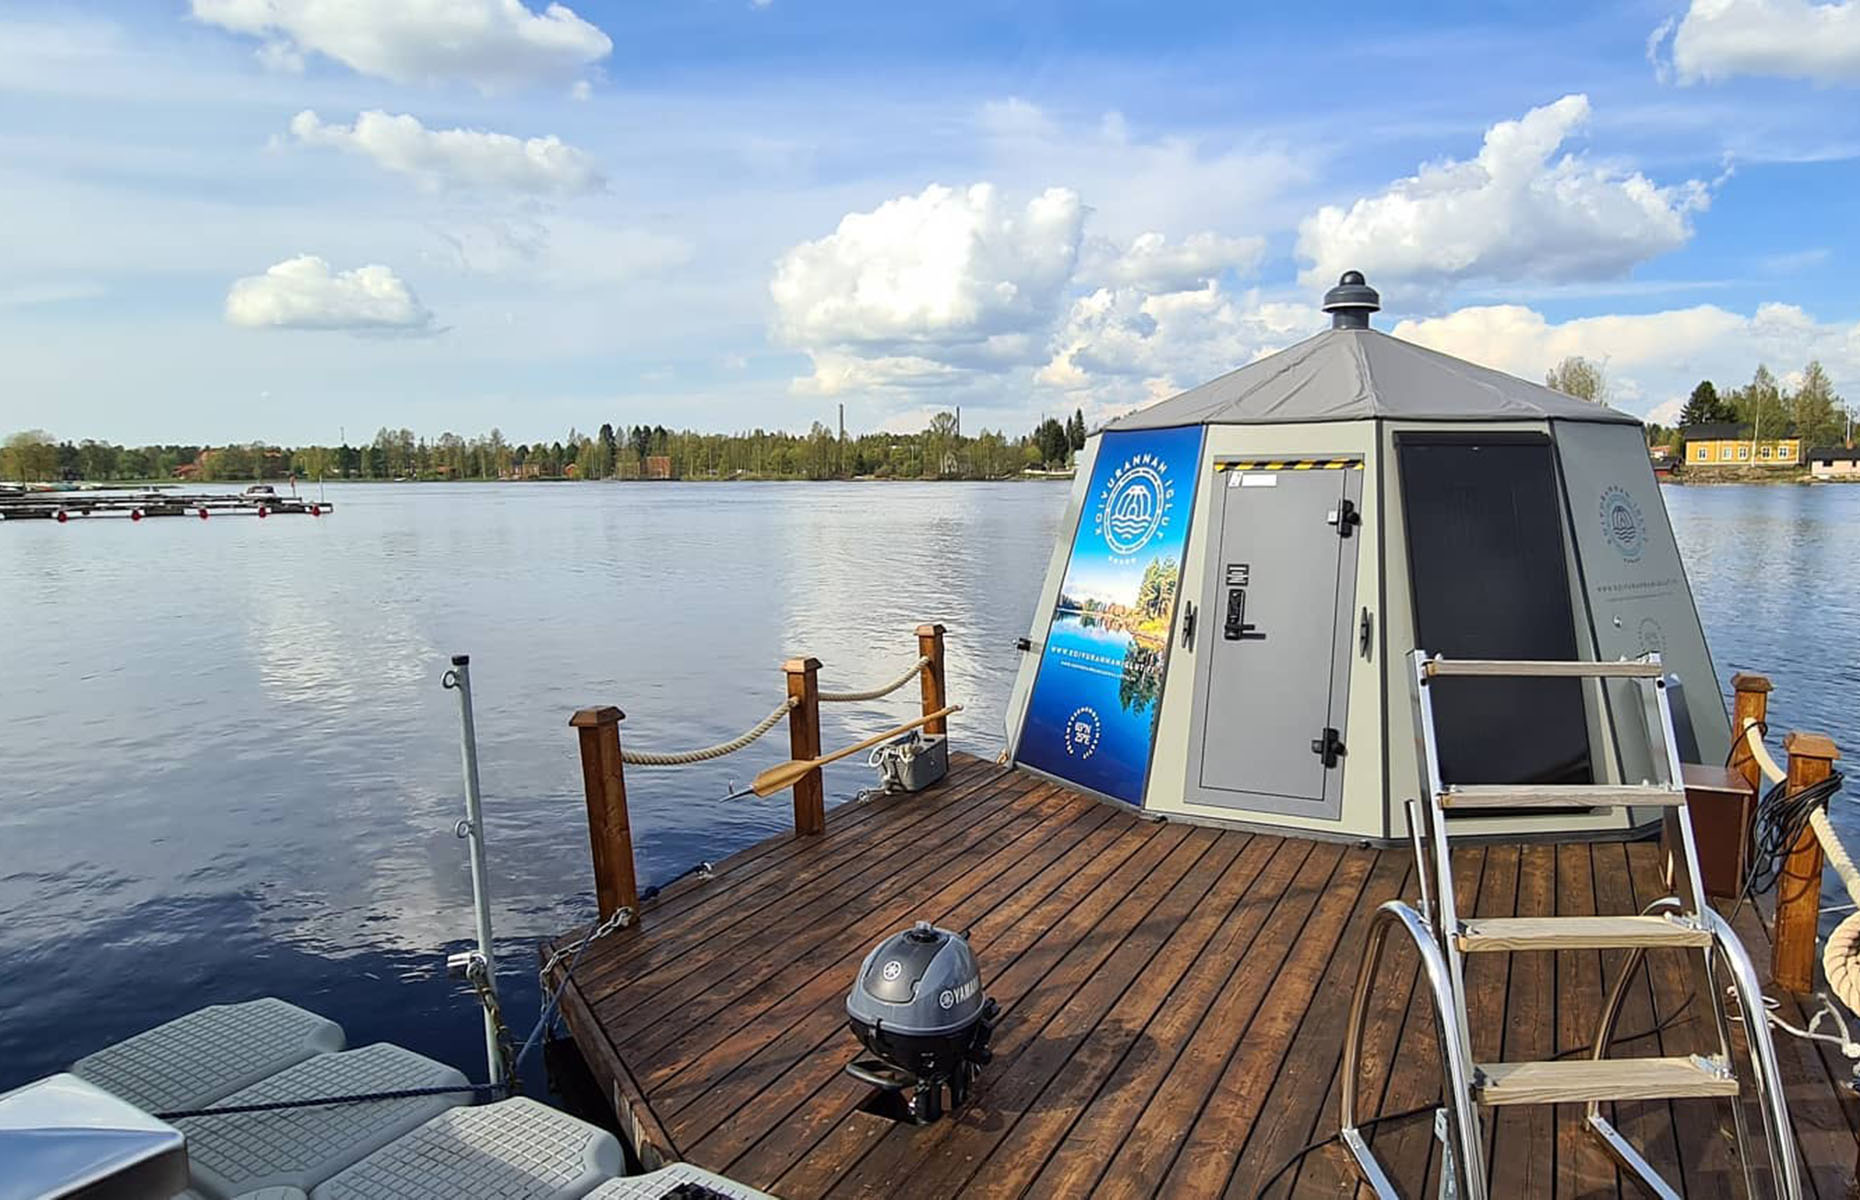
[55,510,68,523]
[309,505,321,517]
[258,506,269,518]
[198,507,210,520]
[131,509,143,521]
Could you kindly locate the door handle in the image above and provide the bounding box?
[1180,601,1197,650]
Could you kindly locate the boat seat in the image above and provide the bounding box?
[585,1163,776,1198]
[307,1097,622,1199]
[72,998,344,1114]
[176,1043,469,1199]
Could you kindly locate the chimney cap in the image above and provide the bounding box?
[1322,270,1380,330]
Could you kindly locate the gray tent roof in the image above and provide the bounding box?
[1104,327,1640,430]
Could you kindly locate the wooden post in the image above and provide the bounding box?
[1771,731,1841,994]
[570,706,639,922]
[917,623,948,737]
[1728,672,1773,796]
[785,657,824,836]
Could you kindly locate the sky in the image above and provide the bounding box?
[0,0,1857,445]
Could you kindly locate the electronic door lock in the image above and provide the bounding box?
[1222,588,1258,641]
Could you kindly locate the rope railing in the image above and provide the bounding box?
[618,696,797,767]
[570,622,950,926]
[616,655,929,766]
[820,655,930,704]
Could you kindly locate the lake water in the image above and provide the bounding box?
[1,481,1855,1095]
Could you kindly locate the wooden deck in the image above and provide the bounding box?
[549,752,1860,1198]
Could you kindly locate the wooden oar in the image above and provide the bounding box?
[735,705,963,798]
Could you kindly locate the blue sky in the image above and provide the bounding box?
[0,0,1856,444]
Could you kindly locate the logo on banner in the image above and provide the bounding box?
[1096,454,1175,558]
[1063,707,1102,759]
[1598,486,1646,562]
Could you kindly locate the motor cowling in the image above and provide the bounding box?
[845,921,997,1123]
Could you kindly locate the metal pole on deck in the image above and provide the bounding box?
[445,653,503,1087]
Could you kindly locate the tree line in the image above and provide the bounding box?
[1,410,1093,484]
[1542,354,1852,450]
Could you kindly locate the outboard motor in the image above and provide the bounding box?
[845,920,998,1123]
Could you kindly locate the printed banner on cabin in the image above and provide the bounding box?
[1018,425,1204,804]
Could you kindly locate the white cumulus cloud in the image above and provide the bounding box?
[1078,230,1265,292]
[289,110,602,194]
[191,0,612,91]
[1036,283,1318,417]
[225,255,436,333]
[771,183,1085,393]
[1659,0,1860,85]
[1393,301,1860,418]
[1297,95,1709,290]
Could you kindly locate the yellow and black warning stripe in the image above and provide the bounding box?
[1214,458,1363,472]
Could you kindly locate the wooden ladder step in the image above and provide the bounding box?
[1424,658,1667,679]
[1474,1057,1738,1106]
[1457,915,1712,953]
[1439,784,1686,809]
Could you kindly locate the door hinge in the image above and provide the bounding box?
[1311,727,1346,768]
[1326,498,1361,538]
[1179,600,1197,650]
[1358,607,1374,659]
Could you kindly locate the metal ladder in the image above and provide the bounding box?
[1340,651,1802,1199]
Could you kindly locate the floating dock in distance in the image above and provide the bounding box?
[0,487,330,521]
[546,753,1860,1199]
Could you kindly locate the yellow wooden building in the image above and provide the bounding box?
[1682,422,1801,467]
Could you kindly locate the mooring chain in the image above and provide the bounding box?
[616,655,930,767]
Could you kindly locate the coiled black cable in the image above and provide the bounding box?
[1741,770,1846,898]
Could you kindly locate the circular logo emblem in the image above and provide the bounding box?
[881,960,902,981]
[1598,486,1646,562]
[938,989,955,1010]
[1095,455,1175,558]
[1063,706,1102,760]
[1637,617,1665,656]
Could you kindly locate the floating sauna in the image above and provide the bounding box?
[1007,272,1727,842]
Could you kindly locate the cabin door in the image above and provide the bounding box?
[1186,463,1362,819]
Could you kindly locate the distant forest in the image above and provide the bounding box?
[1542,354,1853,450]
[1,410,1092,484]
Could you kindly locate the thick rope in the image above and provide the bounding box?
[820,656,930,704]
[619,697,796,766]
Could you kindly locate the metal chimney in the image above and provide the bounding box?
[1322,270,1380,330]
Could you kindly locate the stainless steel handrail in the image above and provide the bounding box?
[1341,900,1487,1200]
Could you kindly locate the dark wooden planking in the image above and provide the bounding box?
[546,761,1860,1200]
[908,830,1263,1199]
[711,802,1153,1183]
[1554,840,1622,1200]
[1024,837,1317,1199]
[1098,841,1350,1199]
[695,802,1146,1177]
[950,833,1283,1199]
[1487,843,1557,1198]
[622,755,992,924]
[613,780,1066,1069]
[576,764,1027,1002]
[819,826,1222,1198]
[651,790,1114,1133]
[1623,839,1737,1200]
[571,757,1002,991]
[766,819,1198,1199]
[1226,847,1413,1200]
[1588,839,1683,1191]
